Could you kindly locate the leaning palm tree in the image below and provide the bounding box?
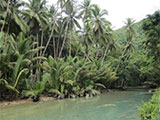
[115,18,136,73]
[86,4,110,61]
[82,23,93,53]
[124,18,136,42]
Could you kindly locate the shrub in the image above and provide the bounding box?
[139,88,160,120]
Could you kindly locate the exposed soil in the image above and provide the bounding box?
[0,97,56,107]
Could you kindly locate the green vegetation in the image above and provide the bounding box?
[0,1,160,118]
[138,11,160,120]
[139,88,160,120]
[0,0,118,101]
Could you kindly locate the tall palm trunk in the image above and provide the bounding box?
[59,22,69,58]
[42,6,60,56]
[38,31,44,81]
[6,19,11,35]
[102,44,110,63]
[56,35,61,58]
[115,43,129,73]
[69,28,72,56]
[36,34,40,81]
[53,36,57,60]
[42,21,57,56]
[30,37,36,85]
[40,31,44,56]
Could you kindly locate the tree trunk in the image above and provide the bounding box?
[42,5,60,56]
[115,43,129,73]
[53,36,57,60]
[36,34,40,81]
[40,31,44,56]
[42,22,56,56]
[102,44,110,63]
[75,45,80,56]
[56,35,60,58]
[69,29,72,56]
[59,22,69,58]
[30,37,36,85]
[6,19,11,36]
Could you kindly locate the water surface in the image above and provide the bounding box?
[0,89,151,120]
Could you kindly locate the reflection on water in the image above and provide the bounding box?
[0,89,151,120]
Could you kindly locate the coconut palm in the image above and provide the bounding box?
[61,0,81,56]
[0,0,29,34]
[81,23,93,54]
[42,5,60,57]
[24,0,49,34]
[80,0,92,21]
[124,18,136,42]
[89,4,108,38]
[115,18,136,73]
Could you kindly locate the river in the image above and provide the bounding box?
[0,89,151,120]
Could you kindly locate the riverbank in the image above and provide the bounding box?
[0,89,110,107]
[0,88,151,107]
[0,97,56,107]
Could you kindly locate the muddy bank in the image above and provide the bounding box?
[0,97,56,107]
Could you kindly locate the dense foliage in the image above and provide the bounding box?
[138,10,160,120]
[0,0,160,111]
[139,88,160,120]
[0,0,118,101]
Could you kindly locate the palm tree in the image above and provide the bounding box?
[101,33,115,63]
[80,0,92,21]
[124,18,136,43]
[24,0,50,81]
[85,5,110,61]
[61,0,81,56]
[79,0,93,57]
[114,18,136,88]
[90,4,108,39]
[42,0,68,57]
[0,0,29,34]
[42,4,60,57]
[115,18,136,73]
[82,23,93,54]
[24,0,49,34]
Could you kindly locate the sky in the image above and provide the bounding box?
[23,0,160,29]
[46,0,160,29]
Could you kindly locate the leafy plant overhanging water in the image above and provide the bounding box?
[139,88,160,120]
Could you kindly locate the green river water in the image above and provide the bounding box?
[0,89,151,120]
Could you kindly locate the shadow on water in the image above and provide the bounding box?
[0,89,152,120]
